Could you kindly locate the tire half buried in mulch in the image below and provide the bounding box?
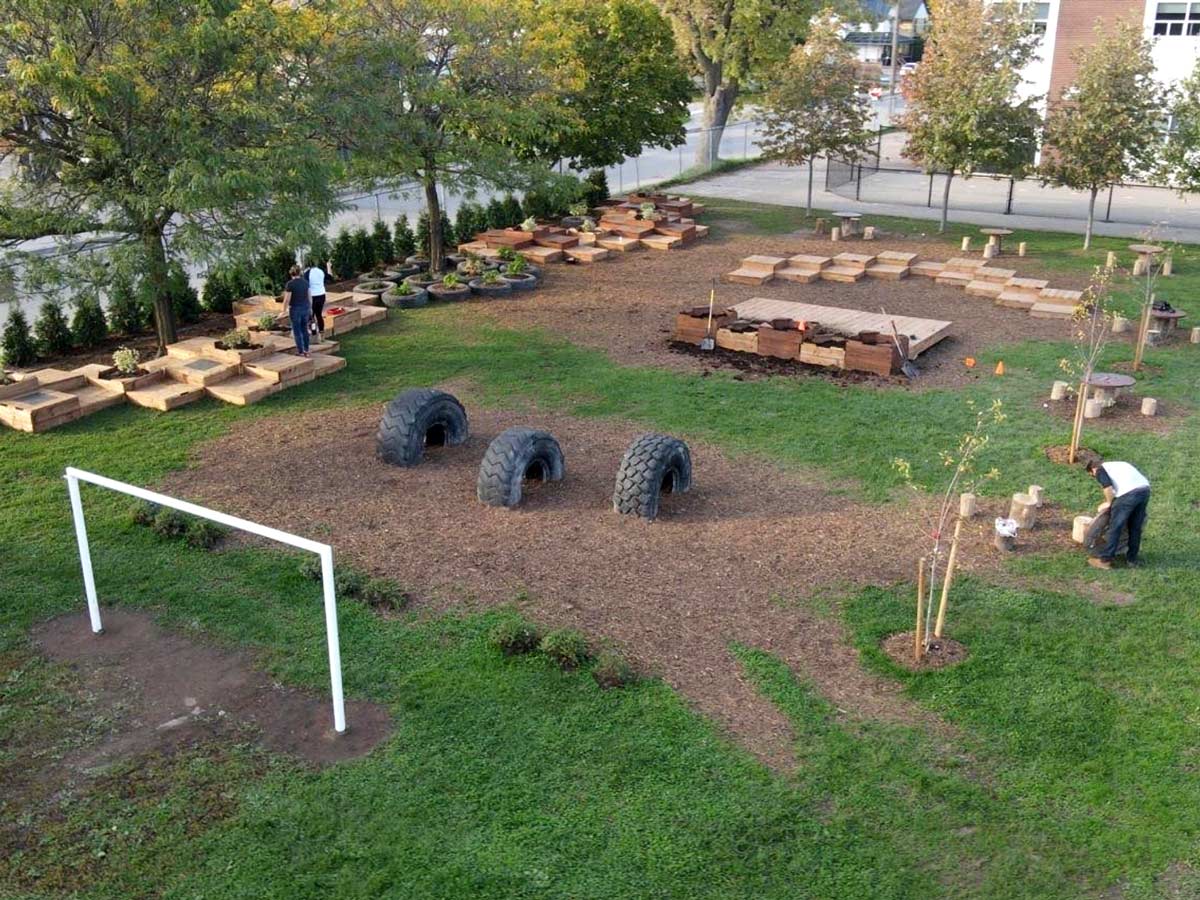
[376,388,469,467]
[477,427,565,508]
[613,433,692,521]
[881,632,969,671]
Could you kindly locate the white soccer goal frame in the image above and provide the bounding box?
[64,466,347,734]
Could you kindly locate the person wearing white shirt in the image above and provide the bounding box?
[306,260,328,341]
[1085,459,1150,569]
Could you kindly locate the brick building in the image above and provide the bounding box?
[1018,0,1200,104]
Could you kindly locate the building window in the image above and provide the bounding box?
[1020,2,1050,34]
[1153,3,1200,36]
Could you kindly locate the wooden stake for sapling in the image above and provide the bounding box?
[1068,380,1087,464]
[1134,299,1153,371]
[934,520,963,638]
[915,557,927,661]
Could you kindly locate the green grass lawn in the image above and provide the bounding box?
[3,202,1199,898]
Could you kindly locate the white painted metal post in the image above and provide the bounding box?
[320,546,347,734]
[65,474,103,634]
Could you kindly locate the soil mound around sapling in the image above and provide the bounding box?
[1045,445,1101,468]
[882,632,969,671]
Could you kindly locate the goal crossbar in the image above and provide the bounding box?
[64,466,347,734]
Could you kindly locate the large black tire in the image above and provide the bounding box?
[376,389,469,467]
[612,433,692,520]
[1084,508,1130,557]
[476,427,565,508]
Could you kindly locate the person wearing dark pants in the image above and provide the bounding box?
[282,265,311,357]
[1086,459,1150,569]
[306,260,328,341]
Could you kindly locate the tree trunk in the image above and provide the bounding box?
[1084,187,1097,250]
[423,172,443,275]
[143,229,176,354]
[939,172,953,233]
[695,81,738,170]
[806,157,814,216]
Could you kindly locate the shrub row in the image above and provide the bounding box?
[488,615,637,689]
[131,502,228,550]
[298,557,410,612]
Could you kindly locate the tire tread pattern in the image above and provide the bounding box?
[477,427,565,508]
[612,433,692,520]
[376,388,468,467]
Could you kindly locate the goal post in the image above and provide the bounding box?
[63,466,348,734]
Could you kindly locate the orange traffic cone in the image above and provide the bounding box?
[994,360,1006,375]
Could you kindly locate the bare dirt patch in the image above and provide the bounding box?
[477,231,1077,389]
[1039,395,1180,434]
[882,632,969,670]
[1045,444,1102,468]
[162,401,991,768]
[32,608,391,768]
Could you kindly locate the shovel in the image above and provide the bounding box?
[881,307,919,378]
[700,278,716,350]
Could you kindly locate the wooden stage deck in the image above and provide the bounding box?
[730,298,953,358]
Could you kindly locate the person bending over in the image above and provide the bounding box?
[1086,458,1150,569]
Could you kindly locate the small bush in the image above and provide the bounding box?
[219,327,252,349]
[109,274,151,332]
[34,301,73,356]
[453,204,476,246]
[185,519,227,550]
[583,169,609,208]
[501,195,524,228]
[350,228,374,275]
[489,619,542,656]
[112,346,140,375]
[331,230,357,281]
[334,567,367,598]
[591,651,638,690]
[2,307,37,366]
[415,211,431,258]
[167,263,202,324]
[393,215,416,260]
[298,556,323,581]
[484,197,507,231]
[152,507,189,538]
[362,577,410,611]
[371,219,393,266]
[131,500,160,527]
[71,296,109,349]
[258,245,296,292]
[539,628,589,671]
[201,270,236,314]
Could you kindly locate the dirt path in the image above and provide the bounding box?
[478,231,1080,389]
[164,402,957,768]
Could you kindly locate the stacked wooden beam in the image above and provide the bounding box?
[776,255,831,283]
[724,255,786,285]
[866,251,917,280]
[820,253,874,283]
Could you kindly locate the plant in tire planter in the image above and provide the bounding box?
[404,271,439,290]
[469,268,512,298]
[382,281,428,309]
[355,279,395,300]
[457,253,490,278]
[428,272,470,301]
[560,201,589,229]
[501,258,537,291]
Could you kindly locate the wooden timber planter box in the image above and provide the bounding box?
[843,336,910,376]
[799,342,846,368]
[208,343,274,365]
[756,328,803,360]
[88,366,164,394]
[715,328,758,354]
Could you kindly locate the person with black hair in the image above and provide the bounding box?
[1085,458,1150,569]
[281,265,311,357]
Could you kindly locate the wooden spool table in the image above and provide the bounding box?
[1084,372,1136,408]
[833,211,863,237]
[1149,308,1187,343]
[1128,243,1165,273]
[980,227,1014,255]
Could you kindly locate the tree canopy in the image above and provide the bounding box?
[0,0,342,349]
[759,11,872,214]
[1039,21,1162,248]
[899,0,1042,231]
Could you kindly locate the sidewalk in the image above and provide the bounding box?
[684,158,1200,244]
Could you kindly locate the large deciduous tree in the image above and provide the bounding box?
[653,0,819,168]
[759,12,872,215]
[343,0,567,274]
[531,0,692,170]
[898,0,1042,232]
[1165,61,1200,191]
[0,0,341,351]
[1040,21,1161,249]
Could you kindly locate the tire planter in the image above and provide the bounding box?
[355,279,395,299]
[612,433,693,521]
[428,283,471,302]
[376,388,469,467]
[560,215,586,229]
[404,273,439,290]
[445,253,466,267]
[405,255,430,268]
[501,272,537,292]
[382,286,429,309]
[457,260,498,276]
[388,264,422,279]
[476,427,565,508]
[468,278,513,298]
[1084,508,1130,558]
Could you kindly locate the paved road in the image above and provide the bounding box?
[685,156,1200,243]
